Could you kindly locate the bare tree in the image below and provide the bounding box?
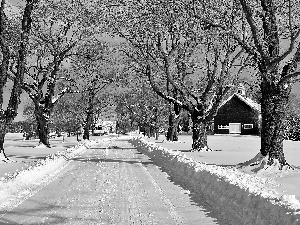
[81,78,111,140]
[108,0,247,150]
[0,0,38,161]
[69,41,118,140]
[50,92,84,137]
[21,0,93,147]
[115,78,168,138]
[145,37,246,150]
[193,0,300,167]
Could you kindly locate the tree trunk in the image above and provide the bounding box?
[130,116,135,131]
[155,128,159,140]
[83,110,93,140]
[83,127,90,140]
[153,107,159,140]
[191,110,209,151]
[83,89,95,140]
[260,81,291,167]
[166,113,179,141]
[77,131,80,141]
[146,125,151,138]
[35,108,51,148]
[0,0,36,161]
[166,103,181,141]
[0,123,8,161]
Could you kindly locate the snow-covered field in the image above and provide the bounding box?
[129,136,300,225]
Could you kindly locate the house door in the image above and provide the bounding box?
[229,123,241,134]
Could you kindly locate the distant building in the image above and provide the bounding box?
[214,84,261,135]
[93,120,117,135]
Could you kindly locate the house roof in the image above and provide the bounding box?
[220,93,261,112]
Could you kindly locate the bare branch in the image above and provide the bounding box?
[269,29,300,67]
[239,0,265,59]
[192,2,258,57]
[146,64,189,110]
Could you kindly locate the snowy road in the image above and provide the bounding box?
[0,139,229,225]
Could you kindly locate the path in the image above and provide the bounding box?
[0,139,229,225]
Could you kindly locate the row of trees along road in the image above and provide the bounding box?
[21,0,98,147]
[23,39,119,142]
[114,68,169,138]
[0,0,38,161]
[23,90,83,139]
[2,0,300,171]
[68,40,119,141]
[109,1,250,150]
[108,0,300,169]
[192,0,300,168]
[1,0,116,160]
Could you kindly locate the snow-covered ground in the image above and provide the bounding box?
[129,136,300,225]
[0,134,112,213]
[1,133,300,224]
[138,134,300,202]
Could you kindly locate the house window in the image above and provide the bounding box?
[218,125,229,129]
[244,124,253,129]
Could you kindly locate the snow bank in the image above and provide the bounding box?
[0,139,103,213]
[129,137,300,225]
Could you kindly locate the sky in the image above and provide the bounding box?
[6,0,22,15]
[7,0,22,7]
[292,82,300,95]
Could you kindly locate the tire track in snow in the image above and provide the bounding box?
[137,162,186,225]
[0,139,221,224]
[116,141,186,225]
[118,148,150,224]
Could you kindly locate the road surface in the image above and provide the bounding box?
[0,139,229,224]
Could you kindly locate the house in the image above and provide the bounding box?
[213,84,261,135]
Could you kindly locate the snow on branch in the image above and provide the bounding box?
[146,65,184,108]
[52,87,69,104]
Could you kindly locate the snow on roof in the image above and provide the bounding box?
[219,93,261,112]
[236,94,261,112]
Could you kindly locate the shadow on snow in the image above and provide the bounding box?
[0,199,107,225]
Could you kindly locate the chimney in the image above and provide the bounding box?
[236,83,246,96]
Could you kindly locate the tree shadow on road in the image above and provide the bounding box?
[0,198,113,225]
[72,156,154,166]
[5,154,48,161]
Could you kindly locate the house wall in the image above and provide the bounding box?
[214,96,260,135]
